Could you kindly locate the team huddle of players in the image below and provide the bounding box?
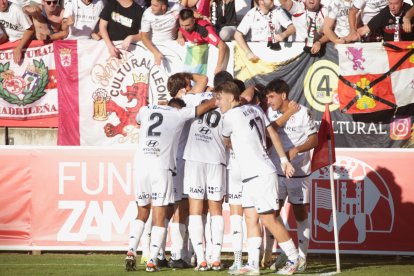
[125,71,318,275]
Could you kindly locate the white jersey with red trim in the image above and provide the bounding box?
[183,92,226,164]
[222,104,276,181]
[288,0,328,42]
[135,105,196,171]
[267,104,317,176]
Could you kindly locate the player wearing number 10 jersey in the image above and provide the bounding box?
[125,98,215,272]
[182,92,226,271]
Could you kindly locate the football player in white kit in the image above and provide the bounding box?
[215,81,300,276]
[182,90,227,271]
[265,79,318,273]
[125,97,215,272]
[166,72,208,268]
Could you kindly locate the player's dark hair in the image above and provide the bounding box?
[214,81,240,101]
[233,78,246,93]
[156,0,168,6]
[265,78,290,98]
[213,71,234,87]
[167,72,192,98]
[168,98,186,108]
[179,8,194,20]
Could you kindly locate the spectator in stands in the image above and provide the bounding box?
[358,0,414,41]
[181,0,211,17]
[99,0,144,58]
[61,0,104,40]
[346,0,388,42]
[23,0,66,42]
[177,8,229,74]
[279,0,330,55]
[141,0,181,65]
[323,0,354,44]
[210,0,238,41]
[234,0,295,62]
[0,0,34,64]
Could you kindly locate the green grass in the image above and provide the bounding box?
[0,253,413,275]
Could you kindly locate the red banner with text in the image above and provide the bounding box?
[0,147,413,254]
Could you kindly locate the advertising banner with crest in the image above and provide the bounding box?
[1,146,413,254]
[0,41,58,123]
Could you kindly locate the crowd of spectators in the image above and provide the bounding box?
[0,0,413,64]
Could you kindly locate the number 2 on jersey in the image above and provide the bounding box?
[147,112,163,137]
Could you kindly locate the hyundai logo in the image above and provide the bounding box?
[198,127,211,135]
[146,140,159,147]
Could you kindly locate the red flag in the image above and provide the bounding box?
[311,104,336,172]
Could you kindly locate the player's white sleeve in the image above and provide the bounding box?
[178,106,196,121]
[222,114,233,138]
[304,108,318,137]
[136,106,148,124]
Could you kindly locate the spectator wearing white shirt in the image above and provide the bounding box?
[0,0,34,63]
[141,0,181,65]
[61,0,104,40]
[279,0,330,55]
[234,0,295,62]
[324,0,354,43]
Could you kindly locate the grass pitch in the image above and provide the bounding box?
[0,253,413,275]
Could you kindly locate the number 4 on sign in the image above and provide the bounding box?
[317,75,332,98]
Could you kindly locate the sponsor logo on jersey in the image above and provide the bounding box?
[198,126,211,135]
[146,140,159,147]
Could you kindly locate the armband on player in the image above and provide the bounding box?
[280,156,288,164]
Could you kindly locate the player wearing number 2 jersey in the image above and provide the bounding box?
[125,98,215,272]
[215,81,300,276]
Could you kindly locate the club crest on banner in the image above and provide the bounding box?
[59,48,72,67]
[0,60,49,106]
[311,156,394,245]
[345,47,366,71]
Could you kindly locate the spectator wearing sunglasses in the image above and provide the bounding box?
[23,0,66,42]
[61,0,104,40]
[0,0,35,63]
[99,0,144,58]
